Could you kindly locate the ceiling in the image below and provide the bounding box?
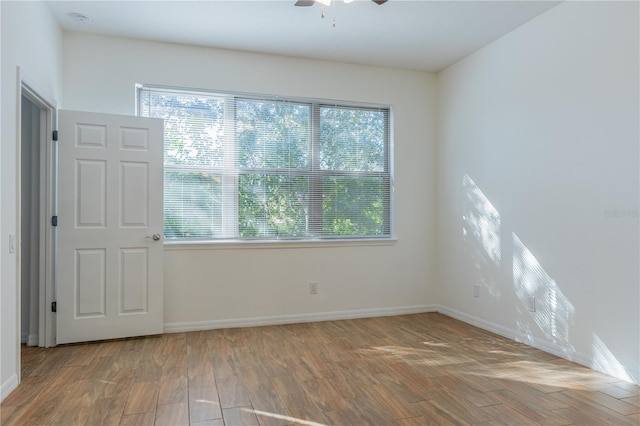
[46,0,561,72]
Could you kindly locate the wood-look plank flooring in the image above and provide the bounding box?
[2,313,638,425]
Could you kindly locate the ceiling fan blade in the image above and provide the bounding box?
[295,0,316,6]
[371,0,388,4]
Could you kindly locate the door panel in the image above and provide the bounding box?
[75,249,106,317]
[76,160,107,227]
[120,162,149,227]
[120,248,148,313]
[57,110,164,344]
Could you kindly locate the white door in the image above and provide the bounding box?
[57,110,164,344]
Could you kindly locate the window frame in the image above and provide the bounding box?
[136,84,394,244]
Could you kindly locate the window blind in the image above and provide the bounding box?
[137,85,392,241]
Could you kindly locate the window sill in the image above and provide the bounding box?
[163,237,398,251]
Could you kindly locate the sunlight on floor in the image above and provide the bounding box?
[362,345,468,367]
[244,408,328,426]
[463,358,623,390]
[362,343,603,391]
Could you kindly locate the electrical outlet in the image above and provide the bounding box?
[473,284,480,298]
[309,282,318,295]
[527,296,536,312]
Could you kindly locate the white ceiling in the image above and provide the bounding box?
[46,0,561,72]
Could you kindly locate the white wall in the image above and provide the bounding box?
[0,1,63,400]
[61,33,438,328]
[437,1,639,383]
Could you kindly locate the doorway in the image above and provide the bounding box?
[20,95,41,347]
[18,82,57,356]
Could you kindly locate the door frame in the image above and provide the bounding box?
[17,67,58,355]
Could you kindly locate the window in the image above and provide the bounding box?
[137,85,392,241]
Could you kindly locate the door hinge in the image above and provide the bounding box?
[51,216,58,227]
[51,301,57,313]
[52,130,58,141]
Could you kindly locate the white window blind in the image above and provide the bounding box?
[137,85,392,241]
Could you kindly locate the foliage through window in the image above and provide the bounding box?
[137,86,392,241]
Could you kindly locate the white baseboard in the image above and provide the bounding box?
[434,305,640,385]
[1,374,19,403]
[21,332,39,346]
[27,334,39,347]
[164,304,438,333]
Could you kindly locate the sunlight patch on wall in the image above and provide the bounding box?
[462,175,501,298]
[591,334,634,383]
[513,233,575,357]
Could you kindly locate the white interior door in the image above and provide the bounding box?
[57,110,164,344]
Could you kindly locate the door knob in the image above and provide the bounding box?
[146,234,162,241]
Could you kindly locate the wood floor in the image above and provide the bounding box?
[1,313,638,425]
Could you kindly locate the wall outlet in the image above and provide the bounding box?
[473,284,480,298]
[309,282,318,295]
[527,296,536,312]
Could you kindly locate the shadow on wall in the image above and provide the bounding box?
[461,174,633,383]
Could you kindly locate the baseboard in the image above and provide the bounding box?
[21,332,39,346]
[27,334,39,347]
[1,374,19,403]
[164,304,438,333]
[435,305,640,385]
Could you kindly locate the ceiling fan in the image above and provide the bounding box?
[295,0,388,6]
